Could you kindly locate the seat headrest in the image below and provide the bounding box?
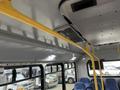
[74,82,85,90]
[105,79,119,90]
[79,78,90,83]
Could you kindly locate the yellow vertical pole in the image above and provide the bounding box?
[117,44,120,54]
[98,59,104,90]
[0,0,98,90]
[85,43,99,90]
[91,56,99,90]
[91,45,104,90]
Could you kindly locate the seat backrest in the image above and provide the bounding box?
[74,82,86,90]
[91,78,102,90]
[79,78,91,88]
[117,79,120,89]
[86,83,94,90]
[105,79,119,90]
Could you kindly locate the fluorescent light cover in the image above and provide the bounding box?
[45,55,56,61]
[71,54,77,61]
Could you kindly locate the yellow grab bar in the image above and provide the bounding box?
[91,44,104,90]
[0,0,98,90]
[86,43,104,90]
[94,56,105,90]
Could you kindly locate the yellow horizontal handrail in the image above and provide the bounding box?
[0,0,98,90]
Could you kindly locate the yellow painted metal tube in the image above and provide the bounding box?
[86,43,104,90]
[94,56,105,90]
[0,0,98,90]
[117,44,120,54]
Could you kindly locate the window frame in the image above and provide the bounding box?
[87,59,120,78]
[0,64,44,88]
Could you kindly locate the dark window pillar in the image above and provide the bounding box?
[61,63,66,90]
[74,62,77,82]
[40,65,45,90]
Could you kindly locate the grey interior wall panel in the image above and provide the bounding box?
[76,60,89,80]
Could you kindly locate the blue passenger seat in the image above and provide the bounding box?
[86,83,94,90]
[105,79,119,90]
[79,78,91,88]
[74,82,86,90]
[117,80,120,90]
[91,78,103,90]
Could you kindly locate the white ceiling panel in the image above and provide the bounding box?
[68,0,120,45]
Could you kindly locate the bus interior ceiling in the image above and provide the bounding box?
[0,0,120,90]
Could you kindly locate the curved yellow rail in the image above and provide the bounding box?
[85,43,104,90]
[0,0,98,90]
[94,56,105,90]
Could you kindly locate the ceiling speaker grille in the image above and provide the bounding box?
[71,0,97,12]
[58,28,83,42]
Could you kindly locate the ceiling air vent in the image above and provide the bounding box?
[71,0,97,12]
[58,28,83,42]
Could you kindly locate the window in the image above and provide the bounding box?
[72,63,75,68]
[65,63,75,90]
[68,63,72,68]
[64,64,68,69]
[87,60,120,77]
[16,67,29,80]
[103,61,120,76]
[45,64,62,90]
[0,65,43,90]
[45,66,51,74]
[52,66,57,72]
[32,66,41,77]
[58,65,62,71]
